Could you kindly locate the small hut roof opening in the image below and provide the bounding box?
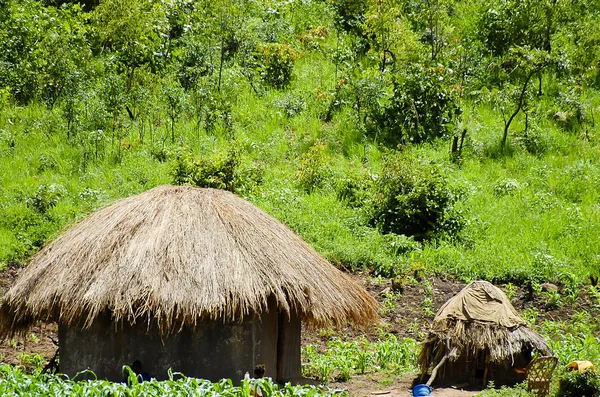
[419,281,550,370]
[0,186,378,337]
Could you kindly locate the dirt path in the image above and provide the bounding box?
[331,374,483,397]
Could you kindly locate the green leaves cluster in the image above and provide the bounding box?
[171,148,240,192]
[255,43,300,89]
[370,152,463,241]
[170,147,263,194]
[0,1,89,105]
[377,64,461,144]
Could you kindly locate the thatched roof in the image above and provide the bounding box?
[419,281,550,369]
[0,185,378,336]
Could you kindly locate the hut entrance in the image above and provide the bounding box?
[472,350,488,384]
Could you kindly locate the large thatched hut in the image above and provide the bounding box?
[0,185,378,382]
[418,281,550,386]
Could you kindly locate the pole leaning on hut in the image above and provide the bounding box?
[0,185,378,383]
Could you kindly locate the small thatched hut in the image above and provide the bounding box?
[0,185,378,382]
[418,281,550,386]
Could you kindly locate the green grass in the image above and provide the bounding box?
[2,88,600,284]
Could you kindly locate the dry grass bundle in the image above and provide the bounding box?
[0,186,378,336]
[418,281,550,372]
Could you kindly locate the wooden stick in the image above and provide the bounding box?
[427,354,449,386]
[483,351,490,387]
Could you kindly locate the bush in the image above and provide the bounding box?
[255,43,300,89]
[328,0,367,35]
[170,147,262,194]
[376,64,461,145]
[26,184,65,214]
[296,140,330,193]
[557,370,600,397]
[369,153,463,241]
[335,172,373,208]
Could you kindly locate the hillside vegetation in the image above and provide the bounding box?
[1,0,600,291]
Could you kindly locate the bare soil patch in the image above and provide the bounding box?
[330,373,481,397]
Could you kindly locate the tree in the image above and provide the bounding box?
[363,0,421,72]
[161,80,186,143]
[376,63,461,145]
[92,0,170,89]
[402,0,454,62]
[0,1,89,105]
[492,47,550,148]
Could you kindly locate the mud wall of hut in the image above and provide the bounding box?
[59,303,301,383]
[435,351,530,386]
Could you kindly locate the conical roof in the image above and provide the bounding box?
[434,280,525,328]
[0,185,378,336]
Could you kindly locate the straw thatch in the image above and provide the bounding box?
[419,281,550,371]
[0,185,378,336]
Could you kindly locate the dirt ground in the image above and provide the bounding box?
[330,374,482,396]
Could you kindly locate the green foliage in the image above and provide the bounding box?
[296,140,330,192]
[26,184,65,214]
[401,0,453,62]
[328,0,367,35]
[557,370,600,397]
[0,363,345,396]
[370,152,463,241]
[376,64,461,144]
[0,0,89,104]
[91,0,170,73]
[479,382,535,396]
[302,335,418,381]
[255,43,300,89]
[18,353,44,374]
[477,0,556,57]
[171,147,262,194]
[540,310,600,366]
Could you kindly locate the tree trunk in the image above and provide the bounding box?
[502,69,538,148]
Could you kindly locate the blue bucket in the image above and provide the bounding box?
[411,384,433,396]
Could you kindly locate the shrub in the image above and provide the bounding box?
[335,172,373,208]
[296,140,330,192]
[376,64,461,145]
[328,0,367,35]
[170,147,262,194]
[557,370,600,397]
[369,153,463,241]
[255,43,300,89]
[274,92,306,118]
[480,382,535,396]
[26,184,65,214]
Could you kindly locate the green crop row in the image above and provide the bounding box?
[0,364,346,397]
